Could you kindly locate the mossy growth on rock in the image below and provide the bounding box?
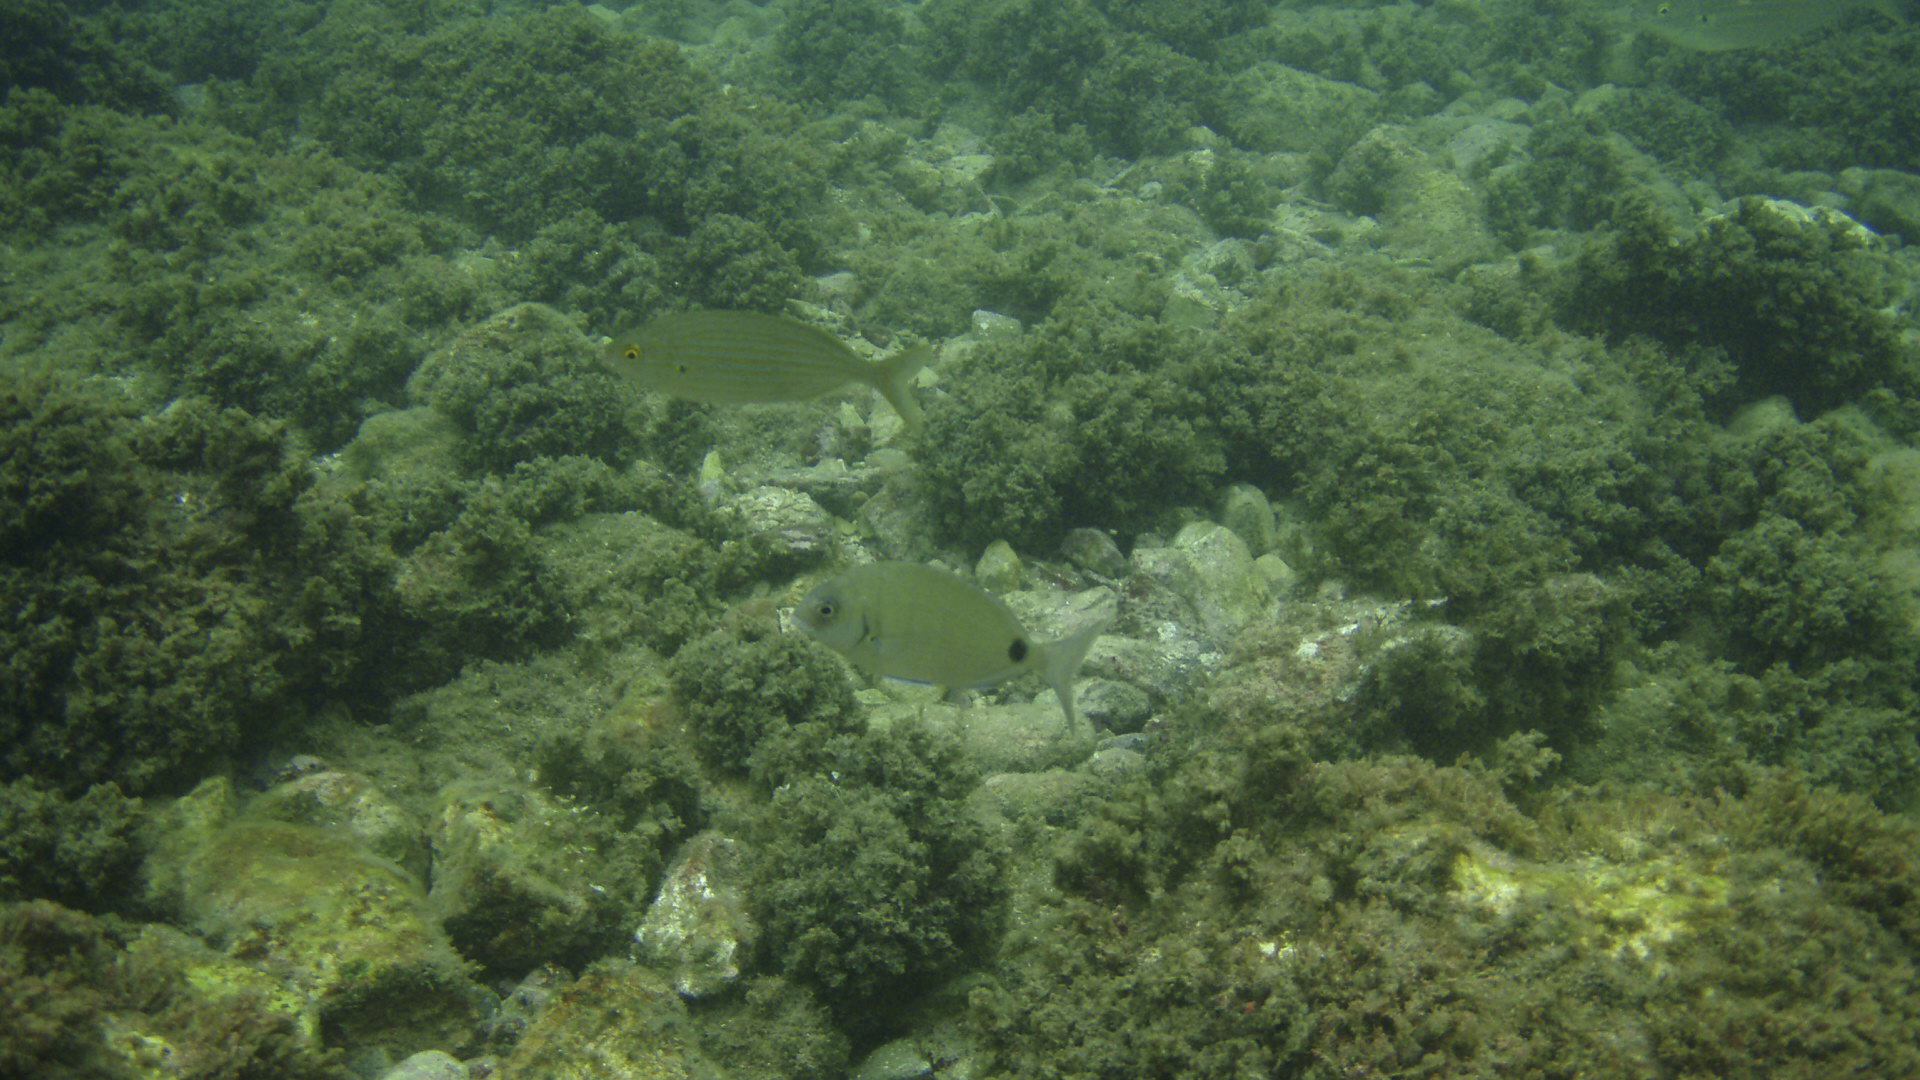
[0,378,321,796]
[977,703,1920,1077]
[746,719,1005,1043]
[0,899,358,1080]
[668,621,864,783]
[1560,195,1920,420]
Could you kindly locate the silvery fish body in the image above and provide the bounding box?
[603,309,928,432]
[1623,0,1906,51]
[793,562,1107,727]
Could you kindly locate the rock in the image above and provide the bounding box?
[1085,632,1216,708]
[719,486,834,563]
[1130,522,1272,643]
[378,1050,467,1080]
[1076,677,1153,734]
[967,769,1091,828]
[1085,745,1146,781]
[633,832,756,999]
[1061,527,1128,578]
[476,964,569,1055]
[1842,166,1920,240]
[428,783,629,975]
[953,701,1095,774]
[253,768,428,882]
[1328,123,1495,260]
[1216,61,1379,156]
[853,1038,932,1080]
[970,309,1023,340]
[494,964,714,1080]
[144,778,486,1059]
[1254,552,1299,595]
[1004,583,1119,643]
[1175,522,1271,632]
[975,539,1025,594]
[1217,483,1277,557]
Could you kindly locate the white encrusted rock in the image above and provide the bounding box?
[634,831,756,999]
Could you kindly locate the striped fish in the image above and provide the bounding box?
[603,309,928,433]
[1625,0,1908,51]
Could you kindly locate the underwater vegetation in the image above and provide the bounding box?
[4,0,1920,1075]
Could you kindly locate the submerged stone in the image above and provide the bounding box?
[634,831,756,999]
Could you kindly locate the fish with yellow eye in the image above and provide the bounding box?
[602,309,929,434]
[1622,0,1908,51]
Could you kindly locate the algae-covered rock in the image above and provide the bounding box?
[1216,482,1277,558]
[407,302,634,472]
[1215,60,1380,156]
[144,778,487,1061]
[633,831,756,999]
[0,899,356,1080]
[495,962,716,1080]
[987,705,1920,1078]
[254,767,428,884]
[376,1049,468,1080]
[428,781,644,978]
[1129,522,1272,643]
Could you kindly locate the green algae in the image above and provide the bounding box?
[747,719,1006,1044]
[143,777,490,1061]
[981,707,1920,1077]
[4,0,1920,1073]
[0,899,357,1080]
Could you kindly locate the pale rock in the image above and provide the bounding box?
[255,769,428,883]
[634,832,756,999]
[853,1039,932,1080]
[377,1050,466,1080]
[975,540,1025,594]
[720,486,833,561]
[1218,483,1277,557]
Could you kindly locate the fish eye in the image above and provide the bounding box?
[815,602,835,618]
[622,346,641,361]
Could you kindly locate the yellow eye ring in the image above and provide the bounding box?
[622,347,641,361]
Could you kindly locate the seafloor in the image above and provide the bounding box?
[4,1,1920,1077]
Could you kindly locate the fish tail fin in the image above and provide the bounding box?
[1038,618,1108,730]
[876,342,931,435]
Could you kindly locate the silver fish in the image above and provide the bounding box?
[1624,0,1907,51]
[604,309,928,433]
[794,562,1107,727]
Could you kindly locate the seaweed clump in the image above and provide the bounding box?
[0,779,145,914]
[974,705,1920,1076]
[668,621,863,783]
[747,720,1005,1043]
[254,0,827,317]
[0,379,324,796]
[0,899,355,1080]
[1560,195,1919,419]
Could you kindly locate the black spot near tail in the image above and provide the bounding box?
[1008,638,1028,663]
